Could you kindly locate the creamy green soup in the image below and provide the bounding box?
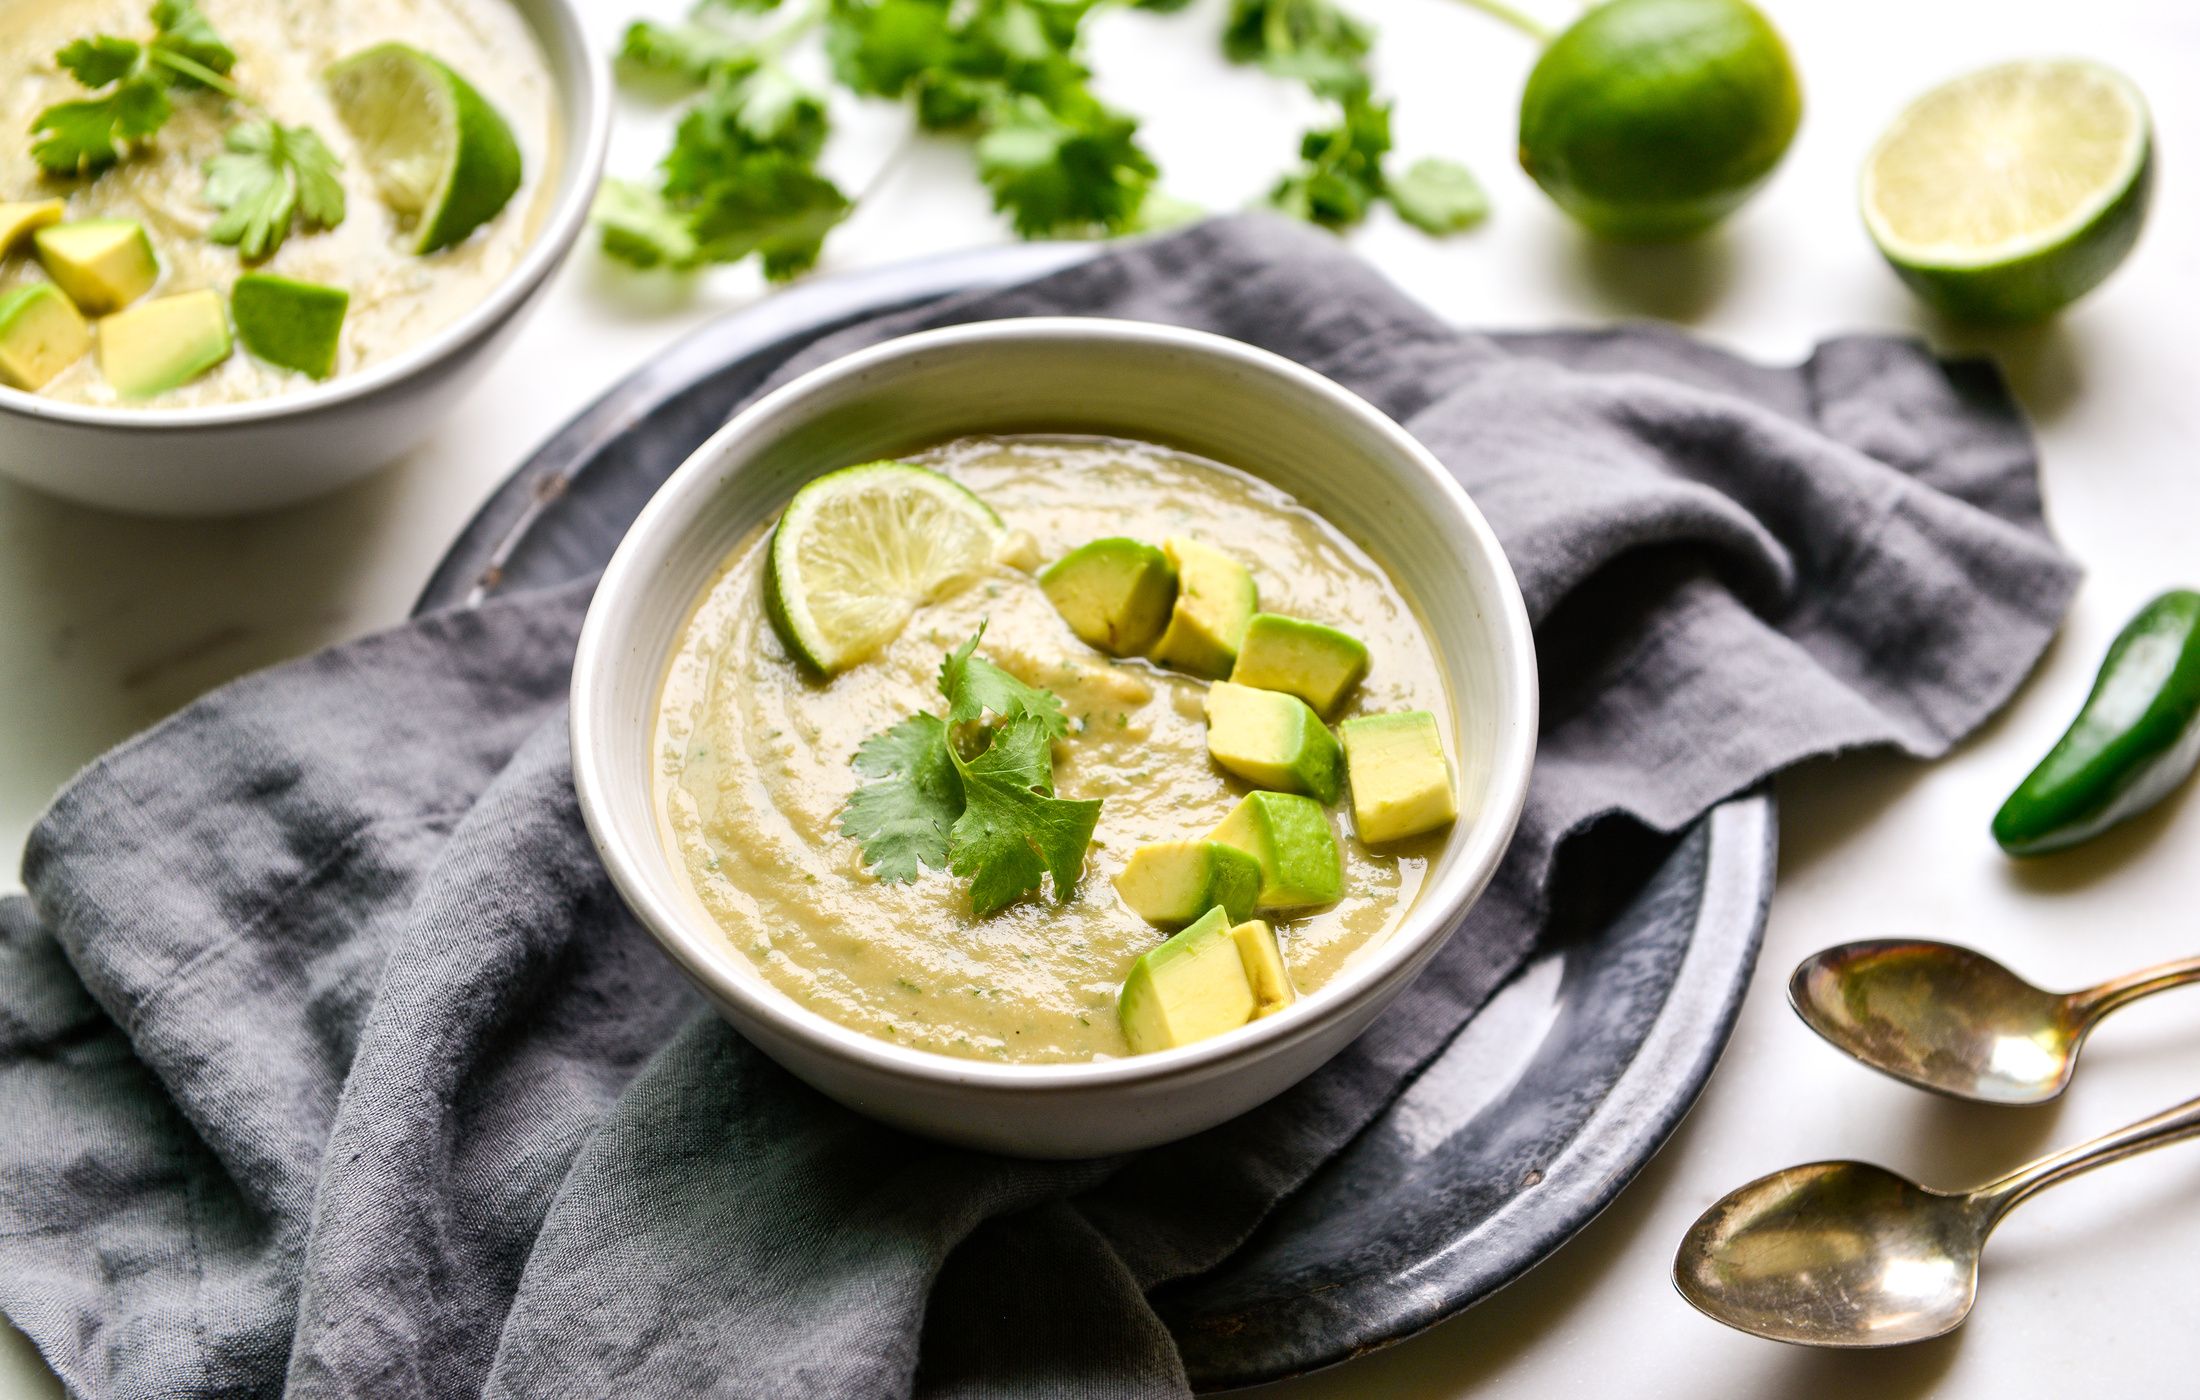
[0,0,560,406]
[654,436,1455,1064]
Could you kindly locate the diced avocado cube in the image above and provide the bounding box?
[1230,919,1298,1018]
[1230,613,1370,716]
[1039,537,1177,656]
[0,283,91,392]
[35,219,157,315]
[98,290,231,398]
[1113,839,1262,928]
[1340,710,1458,844]
[1204,680,1343,803]
[232,273,349,380]
[1149,536,1256,678]
[1208,791,1343,910]
[1117,907,1258,1054]
[0,200,64,256]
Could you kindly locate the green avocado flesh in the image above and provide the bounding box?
[1339,709,1458,844]
[1208,790,1343,909]
[1230,613,1370,716]
[1204,680,1343,803]
[1039,537,1177,656]
[98,290,232,398]
[1113,839,1262,928]
[1149,536,1257,677]
[36,219,157,316]
[232,273,350,380]
[0,283,90,391]
[1117,907,1258,1054]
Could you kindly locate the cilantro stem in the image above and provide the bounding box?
[1448,0,1555,43]
[148,47,249,101]
[755,0,826,62]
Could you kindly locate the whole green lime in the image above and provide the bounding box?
[1518,0,1802,241]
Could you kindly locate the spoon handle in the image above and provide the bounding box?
[2067,955,2200,1022]
[1967,1093,2200,1226]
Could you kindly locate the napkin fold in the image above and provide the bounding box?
[0,216,2076,1400]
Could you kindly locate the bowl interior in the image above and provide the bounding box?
[578,319,1535,1077]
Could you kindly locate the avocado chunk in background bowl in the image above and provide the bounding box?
[0,284,90,392]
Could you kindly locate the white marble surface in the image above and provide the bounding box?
[7,0,2200,1393]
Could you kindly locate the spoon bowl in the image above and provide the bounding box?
[1678,1093,2200,1347]
[1789,940,2089,1104]
[1675,1160,1984,1347]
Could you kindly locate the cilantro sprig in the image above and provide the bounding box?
[598,0,1485,281]
[1228,0,1487,234]
[841,625,1101,919]
[30,0,346,261]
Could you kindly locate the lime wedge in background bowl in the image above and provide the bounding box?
[766,463,1007,676]
[327,42,524,255]
[1863,60,2153,324]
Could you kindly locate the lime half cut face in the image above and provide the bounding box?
[765,463,1007,676]
[1862,60,2153,323]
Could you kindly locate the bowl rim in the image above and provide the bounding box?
[571,316,1540,1091]
[0,0,611,432]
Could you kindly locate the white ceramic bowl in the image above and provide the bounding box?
[571,318,1538,1158]
[0,0,609,517]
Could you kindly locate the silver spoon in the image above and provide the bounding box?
[1788,940,2200,1105]
[1674,1093,2200,1347]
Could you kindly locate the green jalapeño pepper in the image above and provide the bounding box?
[1994,589,2200,856]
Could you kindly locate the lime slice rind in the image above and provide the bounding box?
[766,463,1006,676]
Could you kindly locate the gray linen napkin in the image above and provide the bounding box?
[0,216,2075,1399]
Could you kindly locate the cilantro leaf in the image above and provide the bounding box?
[1270,89,1391,229]
[599,61,849,280]
[688,153,850,278]
[203,119,346,261]
[938,626,1068,738]
[976,93,1156,237]
[1387,156,1487,234]
[842,626,1100,917]
[825,0,955,98]
[148,0,237,83]
[841,714,960,883]
[947,716,1101,917]
[593,177,702,268]
[1222,0,1372,98]
[56,36,142,87]
[31,81,171,175]
[619,19,756,86]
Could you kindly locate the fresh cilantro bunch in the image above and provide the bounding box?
[30,0,346,261]
[1227,0,1487,234]
[841,625,1102,919]
[598,0,1486,280]
[605,2,851,276]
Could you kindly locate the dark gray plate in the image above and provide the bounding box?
[412,244,1775,1392]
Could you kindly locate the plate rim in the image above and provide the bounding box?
[409,242,1776,1383]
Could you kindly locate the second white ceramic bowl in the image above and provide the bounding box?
[571,318,1538,1158]
[0,0,609,517]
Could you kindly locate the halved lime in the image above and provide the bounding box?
[325,43,524,255]
[1863,61,2153,323]
[765,463,1005,676]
